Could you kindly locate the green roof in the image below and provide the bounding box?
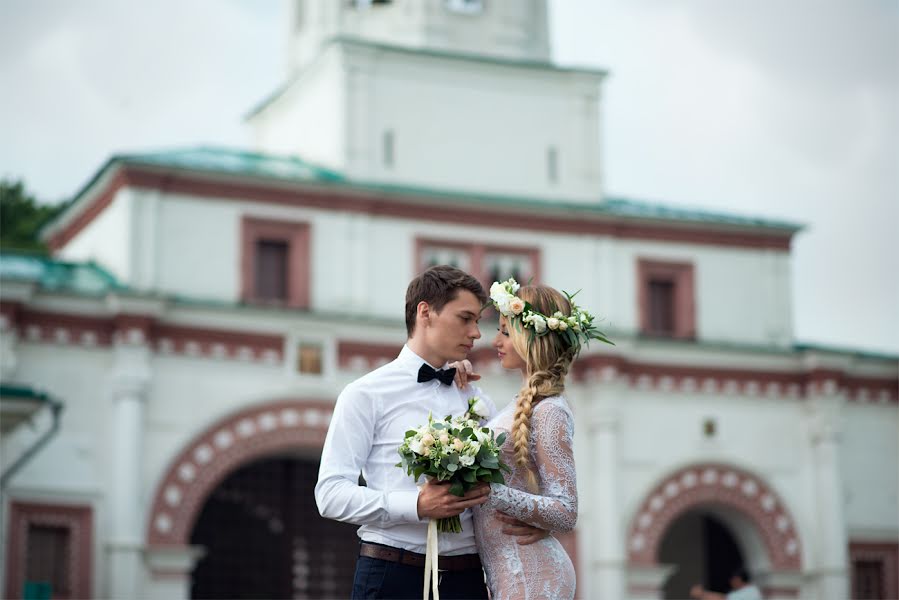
[0,384,53,403]
[0,250,125,295]
[97,146,801,232]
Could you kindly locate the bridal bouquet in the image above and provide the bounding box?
[396,397,510,533]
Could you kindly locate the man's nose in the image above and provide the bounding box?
[471,324,481,339]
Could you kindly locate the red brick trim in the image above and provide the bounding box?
[4,501,93,600]
[637,258,695,339]
[145,400,334,547]
[338,341,401,370]
[9,308,285,364]
[46,166,795,253]
[849,541,899,600]
[573,356,898,404]
[627,463,802,571]
[240,216,311,309]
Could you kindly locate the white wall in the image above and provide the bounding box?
[352,46,602,203]
[250,46,346,170]
[841,403,899,538]
[60,188,133,284]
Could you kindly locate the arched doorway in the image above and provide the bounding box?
[626,463,804,598]
[189,455,358,599]
[658,510,746,599]
[145,400,361,599]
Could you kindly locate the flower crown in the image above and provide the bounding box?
[489,278,614,350]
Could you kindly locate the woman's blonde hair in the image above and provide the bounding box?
[507,285,578,492]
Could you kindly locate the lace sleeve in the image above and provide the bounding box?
[486,400,578,532]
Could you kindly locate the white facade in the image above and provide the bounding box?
[2,3,898,600]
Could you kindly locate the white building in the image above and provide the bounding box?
[1,1,896,599]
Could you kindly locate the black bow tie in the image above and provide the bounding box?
[417,363,457,386]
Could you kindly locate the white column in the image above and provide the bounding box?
[807,387,849,599]
[107,341,151,600]
[586,367,626,599]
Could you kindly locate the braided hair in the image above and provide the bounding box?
[507,285,578,492]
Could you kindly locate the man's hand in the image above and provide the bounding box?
[496,512,549,545]
[417,480,489,520]
[450,359,482,388]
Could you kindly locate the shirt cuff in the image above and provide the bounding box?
[386,489,424,523]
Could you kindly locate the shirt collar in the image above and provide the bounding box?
[397,344,446,379]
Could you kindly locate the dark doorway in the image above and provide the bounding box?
[190,456,359,599]
[658,510,746,599]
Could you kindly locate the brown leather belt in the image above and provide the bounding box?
[359,542,482,571]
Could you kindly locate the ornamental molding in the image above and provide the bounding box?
[626,463,803,572]
[145,399,333,547]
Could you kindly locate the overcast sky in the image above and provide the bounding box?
[1,0,897,354]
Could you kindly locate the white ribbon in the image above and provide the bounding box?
[422,518,440,600]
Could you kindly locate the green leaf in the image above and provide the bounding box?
[495,432,506,446]
[449,481,464,497]
[461,470,477,483]
[446,463,458,472]
[405,430,418,438]
[460,427,473,439]
[491,471,505,484]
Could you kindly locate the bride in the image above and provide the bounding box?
[458,278,612,600]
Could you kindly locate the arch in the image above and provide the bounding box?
[145,400,333,547]
[627,463,802,572]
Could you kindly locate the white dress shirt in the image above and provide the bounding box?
[315,344,495,555]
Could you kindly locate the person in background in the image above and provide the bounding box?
[690,567,763,600]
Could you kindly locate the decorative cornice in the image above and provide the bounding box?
[47,165,795,253]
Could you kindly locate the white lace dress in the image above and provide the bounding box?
[473,395,577,600]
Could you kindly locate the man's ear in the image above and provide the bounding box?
[416,301,431,327]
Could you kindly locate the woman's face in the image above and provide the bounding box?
[493,316,526,372]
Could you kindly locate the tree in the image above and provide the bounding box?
[0,179,67,254]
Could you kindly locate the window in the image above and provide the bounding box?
[416,239,539,293]
[255,240,289,302]
[5,502,93,600]
[850,543,898,600]
[297,343,323,375]
[241,217,310,309]
[648,279,675,335]
[445,0,484,14]
[637,259,695,339]
[26,524,71,597]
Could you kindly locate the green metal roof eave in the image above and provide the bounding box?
[332,35,609,77]
[793,342,899,362]
[0,384,53,403]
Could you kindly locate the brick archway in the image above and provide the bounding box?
[146,400,333,547]
[627,463,802,572]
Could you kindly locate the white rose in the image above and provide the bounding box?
[410,440,425,455]
[439,433,450,445]
[509,297,525,315]
[490,282,506,297]
[559,321,568,331]
[459,455,475,467]
[470,397,490,419]
[547,317,560,330]
[421,433,435,447]
[495,295,513,316]
[474,429,489,443]
[531,314,547,333]
[453,438,465,452]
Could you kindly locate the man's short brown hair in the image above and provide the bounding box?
[405,265,487,337]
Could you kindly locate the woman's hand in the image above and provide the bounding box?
[450,359,482,388]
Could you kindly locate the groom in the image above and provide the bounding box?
[316,265,543,599]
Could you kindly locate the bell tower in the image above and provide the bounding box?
[288,0,550,72]
[251,0,605,204]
